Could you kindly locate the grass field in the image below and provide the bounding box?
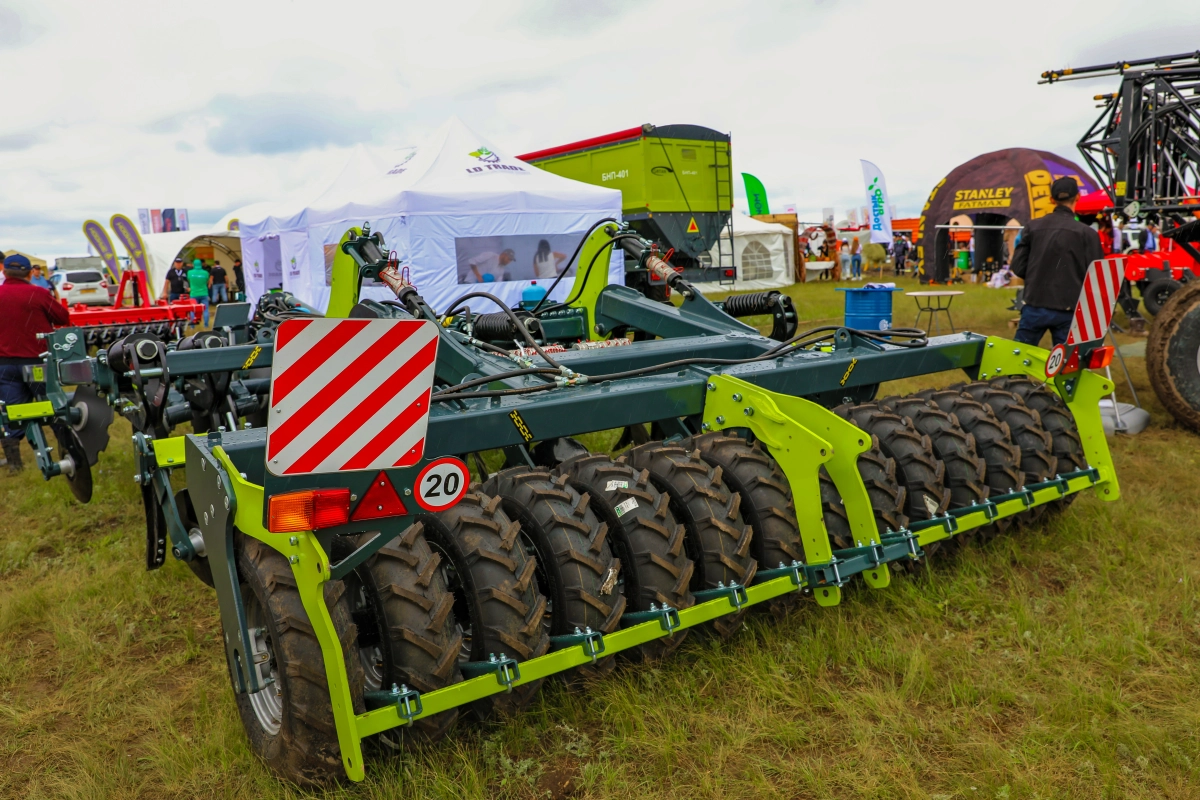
[3,276,1200,799]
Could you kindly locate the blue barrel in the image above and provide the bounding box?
[520,282,548,310]
[836,287,904,330]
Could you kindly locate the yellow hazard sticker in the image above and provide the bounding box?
[241,345,262,370]
[839,358,859,387]
[686,217,699,234]
[508,409,534,442]
[31,366,44,382]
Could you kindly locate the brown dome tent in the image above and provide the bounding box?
[916,148,1100,283]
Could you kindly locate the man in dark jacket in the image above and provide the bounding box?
[1011,177,1104,347]
[0,254,71,472]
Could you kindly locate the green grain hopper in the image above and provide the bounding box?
[519,123,734,288]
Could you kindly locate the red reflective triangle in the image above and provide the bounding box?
[1061,347,1082,375]
[351,471,408,521]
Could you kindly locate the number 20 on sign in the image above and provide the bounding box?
[414,457,470,512]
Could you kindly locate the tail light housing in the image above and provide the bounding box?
[1088,346,1114,369]
[99,280,108,288]
[268,488,351,532]
[62,283,74,290]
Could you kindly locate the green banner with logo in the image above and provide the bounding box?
[742,173,770,215]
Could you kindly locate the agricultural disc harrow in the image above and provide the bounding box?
[0,221,1120,786]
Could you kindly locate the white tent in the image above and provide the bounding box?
[235,118,623,314]
[141,229,242,298]
[699,213,795,294]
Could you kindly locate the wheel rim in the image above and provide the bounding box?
[518,530,553,637]
[244,592,283,736]
[346,574,385,692]
[429,539,474,663]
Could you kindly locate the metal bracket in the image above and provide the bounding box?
[363,683,423,724]
[622,602,682,634]
[461,653,521,692]
[549,626,606,664]
[693,581,749,612]
[755,560,806,588]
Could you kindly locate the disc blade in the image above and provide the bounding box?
[69,385,114,466]
[53,423,93,503]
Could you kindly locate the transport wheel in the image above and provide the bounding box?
[233,533,366,786]
[1147,280,1200,433]
[879,395,988,552]
[687,432,803,613]
[556,454,694,661]
[418,492,549,719]
[1142,278,1182,316]
[990,375,1086,512]
[918,388,1022,537]
[343,524,463,747]
[958,382,1056,524]
[834,401,949,537]
[481,468,626,681]
[623,441,757,640]
[819,437,907,556]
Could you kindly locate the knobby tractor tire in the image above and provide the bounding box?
[686,432,803,613]
[990,374,1086,512]
[835,401,946,572]
[918,388,1022,538]
[418,492,549,719]
[1142,278,1182,316]
[556,454,694,661]
[819,437,907,561]
[879,395,988,554]
[481,468,626,681]
[623,441,757,640]
[344,524,463,747]
[958,382,1056,524]
[234,533,366,787]
[1147,280,1200,434]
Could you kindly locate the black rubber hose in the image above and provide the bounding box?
[528,217,619,315]
[443,291,565,369]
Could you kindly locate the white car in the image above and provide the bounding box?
[51,269,111,306]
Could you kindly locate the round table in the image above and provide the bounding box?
[906,291,964,335]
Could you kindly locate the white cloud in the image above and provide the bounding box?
[0,0,1197,259]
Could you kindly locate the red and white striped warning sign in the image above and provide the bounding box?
[266,318,438,476]
[1066,257,1124,345]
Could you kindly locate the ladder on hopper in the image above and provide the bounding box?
[713,139,736,285]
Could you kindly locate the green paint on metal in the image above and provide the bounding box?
[701,374,882,604]
[211,446,366,782]
[977,336,1120,502]
[566,223,622,340]
[324,227,365,319]
[3,400,54,422]
[356,572,805,738]
[152,436,187,468]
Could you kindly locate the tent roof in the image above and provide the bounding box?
[304,116,621,229]
[728,214,793,235]
[228,118,621,238]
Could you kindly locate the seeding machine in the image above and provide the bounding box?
[1,220,1119,785]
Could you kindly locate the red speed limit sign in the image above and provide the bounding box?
[1045,344,1067,378]
[414,457,470,512]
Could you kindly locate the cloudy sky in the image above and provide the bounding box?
[1,0,1198,259]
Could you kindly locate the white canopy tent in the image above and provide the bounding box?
[235,118,623,314]
[699,213,795,294]
[140,229,242,298]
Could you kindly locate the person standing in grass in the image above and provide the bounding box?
[0,254,70,473]
[209,260,230,306]
[850,236,862,280]
[187,258,212,327]
[1011,177,1103,347]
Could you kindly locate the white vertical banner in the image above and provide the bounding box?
[860,160,894,244]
